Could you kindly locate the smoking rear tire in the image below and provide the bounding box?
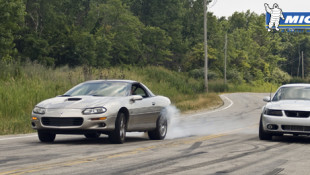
[109,112,126,144]
[259,117,272,140]
[84,132,101,139]
[148,115,168,140]
[38,131,56,142]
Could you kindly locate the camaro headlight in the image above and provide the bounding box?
[33,106,46,114]
[82,107,107,115]
[264,108,283,116]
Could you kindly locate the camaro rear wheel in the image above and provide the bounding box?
[259,117,272,140]
[84,132,101,139]
[109,112,126,144]
[38,131,56,142]
[148,115,168,140]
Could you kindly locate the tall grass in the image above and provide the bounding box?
[227,81,280,93]
[0,63,220,135]
[0,63,77,134]
[0,62,281,135]
[206,79,280,93]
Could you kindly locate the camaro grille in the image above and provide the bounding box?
[284,111,310,118]
[41,117,83,126]
[282,125,310,132]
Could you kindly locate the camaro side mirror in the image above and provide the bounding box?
[263,96,271,102]
[130,95,143,102]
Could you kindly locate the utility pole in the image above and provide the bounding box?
[224,33,227,84]
[302,51,304,79]
[204,0,208,93]
[297,47,300,77]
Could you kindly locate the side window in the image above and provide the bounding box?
[131,84,149,98]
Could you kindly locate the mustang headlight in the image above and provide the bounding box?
[264,108,283,116]
[33,106,46,114]
[82,107,107,115]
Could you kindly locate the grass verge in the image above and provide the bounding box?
[0,62,281,135]
[0,63,221,135]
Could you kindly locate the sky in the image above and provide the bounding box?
[209,0,310,18]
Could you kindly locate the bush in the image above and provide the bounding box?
[209,81,229,92]
[270,68,291,84]
[188,68,219,80]
[227,68,244,84]
[288,77,309,84]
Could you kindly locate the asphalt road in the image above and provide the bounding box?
[1,93,310,175]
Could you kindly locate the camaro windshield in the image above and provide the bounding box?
[64,82,130,97]
[272,86,310,101]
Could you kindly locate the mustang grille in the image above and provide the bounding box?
[282,125,310,132]
[41,117,83,126]
[284,111,310,118]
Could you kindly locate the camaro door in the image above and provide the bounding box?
[127,84,159,131]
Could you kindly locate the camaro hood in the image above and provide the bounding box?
[266,100,310,111]
[36,96,119,109]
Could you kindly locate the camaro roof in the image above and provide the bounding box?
[280,84,310,88]
[83,80,138,84]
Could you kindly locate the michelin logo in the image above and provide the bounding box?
[265,3,284,31]
[285,15,310,24]
[265,3,310,30]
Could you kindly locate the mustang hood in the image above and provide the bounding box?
[266,100,310,111]
[37,96,119,109]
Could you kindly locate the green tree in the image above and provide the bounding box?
[0,0,25,61]
[126,0,187,69]
[90,0,144,66]
[141,26,172,65]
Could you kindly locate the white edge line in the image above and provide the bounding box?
[0,134,37,141]
[188,94,234,118]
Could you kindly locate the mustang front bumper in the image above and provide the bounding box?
[262,114,310,134]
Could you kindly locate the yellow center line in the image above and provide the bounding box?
[0,125,258,175]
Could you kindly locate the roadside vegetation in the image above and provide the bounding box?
[0,62,283,135]
[0,62,219,135]
[1,0,309,135]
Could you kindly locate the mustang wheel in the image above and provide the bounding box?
[38,131,56,142]
[259,117,272,140]
[148,115,167,140]
[109,112,126,144]
[84,132,101,139]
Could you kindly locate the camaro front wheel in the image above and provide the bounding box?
[109,112,126,144]
[38,131,56,143]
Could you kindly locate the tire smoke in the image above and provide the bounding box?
[162,105,191,139]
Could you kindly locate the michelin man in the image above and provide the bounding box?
[264,3,285,31]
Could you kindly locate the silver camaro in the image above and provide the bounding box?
[31,80,171,144]
[259,84,310,140]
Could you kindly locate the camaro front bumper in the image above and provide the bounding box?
[31,109,117,133]
[262,114,310,135]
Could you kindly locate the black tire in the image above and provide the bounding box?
[84,132,101,139]
[38,130,56,143]
[148,115,168,140]
[259,117,272,140]
[109,112,126,144]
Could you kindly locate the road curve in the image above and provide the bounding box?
[1,93,310,175]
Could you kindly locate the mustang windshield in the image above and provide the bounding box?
[272,86,310,101]
[64,82,130,97]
